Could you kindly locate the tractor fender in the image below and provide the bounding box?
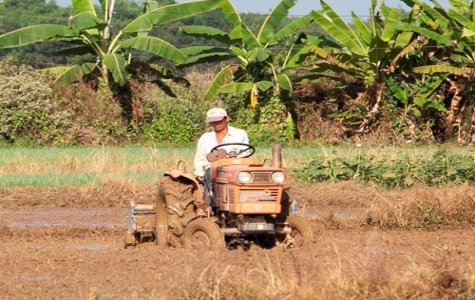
[164,169,198,183]
[163,170,205,206]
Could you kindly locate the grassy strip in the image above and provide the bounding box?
[0,171,164,188]
[0,145,473,188]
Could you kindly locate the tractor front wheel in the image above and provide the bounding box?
[182,219,225,250]
[277,216,313,249]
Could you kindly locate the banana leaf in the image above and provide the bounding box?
[282,43,313,70]
[419,2,450,30]
[153,79,177,98]
[229,46,247,58]
[397,23,453,45]
[448,8,475,31]
[53,45,96,56]
[257,0,296,44]
[72,0,97,16]
[0,25,76,48]
[180,25,238,44]
[246,48,271,62]
[217,0,241,27]
[276,73,293,94]
[220,81,273,93]
[104,53,127,85]
[121,36,186,63]
[351,12,371,45]
[205,65,238,99]
[238,23,261,49]
[178,52,232,69]
[43,63,96,84]
[148,64,190,87]
[311,1,367,56]
[269,14,314,46]
[381,9,400,42]
[413,65,464,75]
[69,12,107,31]
[123,0,220,33]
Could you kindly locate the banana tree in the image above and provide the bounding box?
[0,0,221,95]
[179,0,314,136]
[307,0,452,135]
[401,0,475,143]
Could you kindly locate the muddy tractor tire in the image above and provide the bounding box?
[277,216,313,249]
[156,176,197,248]
[182,218,225,250]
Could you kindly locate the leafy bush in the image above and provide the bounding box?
[138,84,211,146]
[0,58,69,145]
[292,149,475,188]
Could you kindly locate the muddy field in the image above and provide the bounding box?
[1,182,475,299]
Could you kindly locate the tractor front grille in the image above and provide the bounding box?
[228,187,280,204]
[251,172,273,183]
[229,187,234,204]
[239,189,279,202]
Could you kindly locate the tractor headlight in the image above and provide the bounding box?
[270,172,286,183]
[236,172,254,183]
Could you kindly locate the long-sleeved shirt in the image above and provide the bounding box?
[193,126,249,177]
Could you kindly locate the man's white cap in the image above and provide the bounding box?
[205,108,228,123]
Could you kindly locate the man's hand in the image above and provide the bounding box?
[196,176,204,182]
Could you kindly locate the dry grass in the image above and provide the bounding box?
[135,236,475,300]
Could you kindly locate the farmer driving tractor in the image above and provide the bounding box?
[193,107,249,204]
[125,107,312,250]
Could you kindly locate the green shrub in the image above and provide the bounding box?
[138,85,211,146]
[0,58,69,145]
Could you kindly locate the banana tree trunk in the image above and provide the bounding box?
[101,60,109,84]
[357,82,383,133]
[445,78,465,142]
[470,106,475,144]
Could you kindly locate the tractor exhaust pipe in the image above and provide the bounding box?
[271,142,282,168]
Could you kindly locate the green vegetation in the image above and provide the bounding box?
[293,147,475,188]
[2,0,475,146]
[0,146,186,187]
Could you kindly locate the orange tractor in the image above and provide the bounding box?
[124,142,312,250]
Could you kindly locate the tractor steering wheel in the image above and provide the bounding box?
[209,143,256,159]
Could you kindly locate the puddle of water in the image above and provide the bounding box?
[7,220,122,227]
[0,209,108,217]
[0,209,124,228]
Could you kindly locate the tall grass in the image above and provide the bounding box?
[0,147,187,187]
[0,144,470,188]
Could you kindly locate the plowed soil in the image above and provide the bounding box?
[1,182,474,299]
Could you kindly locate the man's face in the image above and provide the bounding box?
[210,117,228,131]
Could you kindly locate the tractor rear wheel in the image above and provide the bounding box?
[157,176,197,248]
[276,216,312,249]
[182,218,225,250]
